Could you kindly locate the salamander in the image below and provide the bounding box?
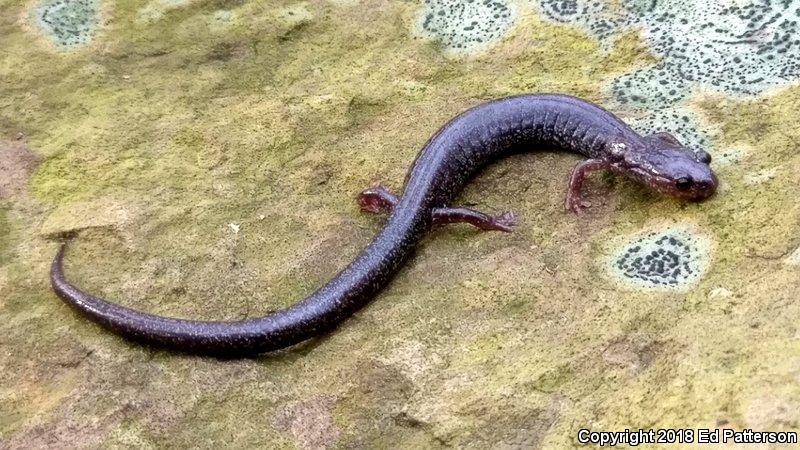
[50,94,718,356]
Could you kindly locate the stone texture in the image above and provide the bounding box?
[1,0,799,448]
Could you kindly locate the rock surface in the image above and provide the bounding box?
[1,0,799,448]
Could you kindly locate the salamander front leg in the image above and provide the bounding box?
[357,183,398,214]
[357,183,517,232]
[565,159,610,214]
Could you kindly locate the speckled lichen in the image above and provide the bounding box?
[537,0,800,94]
[536,0,800,152]
[605,224,712,290]
[34,0,98,48]
[1,0,799,447]
[416,0,518,54]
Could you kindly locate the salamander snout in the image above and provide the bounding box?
[618,133,718,201]
[657,146,717,201]
[672,168,718,201]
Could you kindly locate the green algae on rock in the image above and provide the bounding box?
[33,0,98,48]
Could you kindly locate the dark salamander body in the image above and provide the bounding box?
[51,94,718,355]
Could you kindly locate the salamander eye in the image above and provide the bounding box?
[695,150,712,164]
[675,177,693,190]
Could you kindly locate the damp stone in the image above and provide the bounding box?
[34,0,99,49]
[416,0,518,55]
[137,0,193,24]
[605,225,712,291]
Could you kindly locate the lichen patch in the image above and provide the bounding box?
[33,0,99,49]
[604,224,713,291]
[785,246,800,267]
[535,0,800,153]
[416,0,519,55]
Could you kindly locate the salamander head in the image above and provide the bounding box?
[609,132,717,201]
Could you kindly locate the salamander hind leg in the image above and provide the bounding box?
[357,183,516,232]
[432,207,517,232]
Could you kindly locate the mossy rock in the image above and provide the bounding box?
[1,0,798,447]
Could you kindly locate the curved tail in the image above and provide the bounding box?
[50,207,429,356]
